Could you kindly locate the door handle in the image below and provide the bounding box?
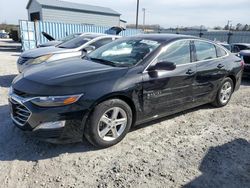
[217,64,225,69]
[186,69,195,75]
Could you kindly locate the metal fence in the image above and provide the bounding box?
[19,19,250,51]
[160,30,250,44]
[19,20,143,51]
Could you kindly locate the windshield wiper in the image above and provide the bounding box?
[89,58,117,67]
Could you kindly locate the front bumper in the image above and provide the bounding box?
[8,92,89,142]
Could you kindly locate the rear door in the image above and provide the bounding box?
[142,40,197,118]
[193,40,228,104]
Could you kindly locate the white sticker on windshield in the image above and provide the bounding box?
[141,40,159,46]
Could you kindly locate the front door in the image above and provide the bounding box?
[142,40,196,119]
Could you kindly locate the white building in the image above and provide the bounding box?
[26,0,122,27]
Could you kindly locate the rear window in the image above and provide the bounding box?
[216,46,227,57]
[195,41,217,61]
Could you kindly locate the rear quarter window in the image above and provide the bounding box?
[195,41,217,61]
[216,46,228,57]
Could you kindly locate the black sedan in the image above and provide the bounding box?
[231,43,250,53]
[9,34,243,148]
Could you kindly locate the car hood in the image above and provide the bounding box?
[21,46,76,58]
[38,41,62,47]
[12,57,128,95]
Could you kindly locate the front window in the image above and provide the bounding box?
[157,40,191,65]
[87,39,161,67]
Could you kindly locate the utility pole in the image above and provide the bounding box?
[142,8,146,31]
[227,20,233,44]
[136,0,140,29]
[199,25,204,38]
[227,20,232,31]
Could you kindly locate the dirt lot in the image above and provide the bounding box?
[0,39,250,188]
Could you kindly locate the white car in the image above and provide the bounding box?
[17,33,120,72]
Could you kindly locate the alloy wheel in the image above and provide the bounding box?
[219,81,232,104]
[97,107,127,142]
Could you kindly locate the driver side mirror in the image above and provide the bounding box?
[148,61,176,72]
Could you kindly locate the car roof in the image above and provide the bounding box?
[217,42,229,45]
[126,33,199,43]
[80,33,120,38]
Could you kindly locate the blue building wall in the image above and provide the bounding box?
[20,20,143,51]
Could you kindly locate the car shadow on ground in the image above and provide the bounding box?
[132,104,213,132]
[183,138,250,188]
[0,103,214,162]
[0,41,21,52]
[0,48,21,52]
[0,74,17,88]
[11,53,21,57]
[0,104,96,162]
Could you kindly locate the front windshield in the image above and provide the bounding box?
[58,35,95,49]
[60,33,81,42]
[88,38,161,67]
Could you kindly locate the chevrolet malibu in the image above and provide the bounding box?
[9,34,244,148]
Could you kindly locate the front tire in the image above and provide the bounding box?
[212,77,234,107]
[84,99,133,148]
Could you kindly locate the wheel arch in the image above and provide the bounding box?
[85,93,137,128]
[227,74,236,91]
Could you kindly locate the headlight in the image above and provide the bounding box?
[28,54,53,65]
[30,94,83,107]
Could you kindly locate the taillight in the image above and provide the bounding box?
[240,56,245,68]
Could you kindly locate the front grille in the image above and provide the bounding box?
[18,57,31,65]
[10,99,31,126]
[243,56,250,64]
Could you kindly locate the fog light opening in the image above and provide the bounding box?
[34,121,66,130]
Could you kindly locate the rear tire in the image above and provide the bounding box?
[212,77,234,107]
[84,99,132,148]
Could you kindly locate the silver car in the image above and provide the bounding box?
[17,33,120,72]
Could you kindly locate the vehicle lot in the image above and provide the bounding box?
[0,39,250,188]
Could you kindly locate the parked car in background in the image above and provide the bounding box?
[0,32,9,38]
[231,43,250,53]
[17,33,120,72]
[240,50,250,77]
[9,34,243,148]
[38,26,125,48]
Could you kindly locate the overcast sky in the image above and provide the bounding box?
[0,0,250,28]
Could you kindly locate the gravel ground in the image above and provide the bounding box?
[0,39,250,188]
